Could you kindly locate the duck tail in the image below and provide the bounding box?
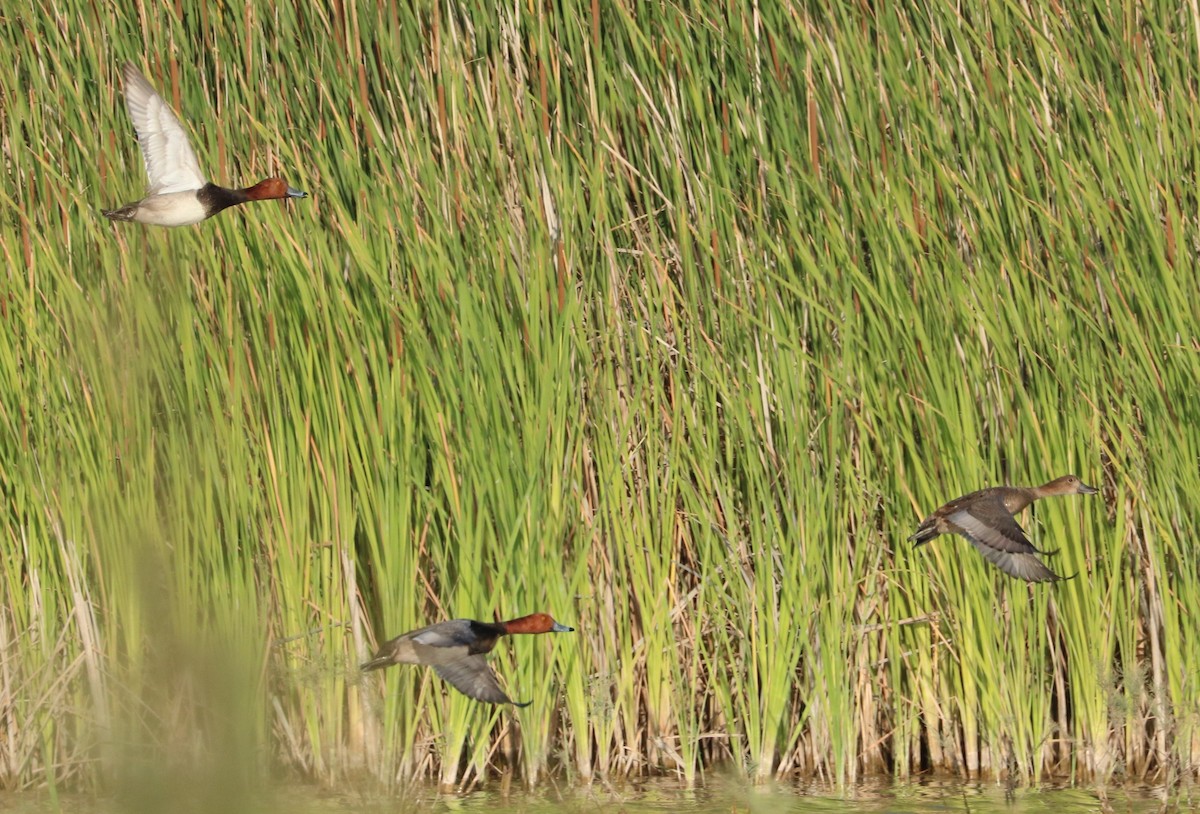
[908,519,939,547]
[102,205,138,221]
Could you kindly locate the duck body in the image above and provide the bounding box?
[102,61,306,227]
[362,613,573,706]
[910,474,1097,583]
[103,189,210,227]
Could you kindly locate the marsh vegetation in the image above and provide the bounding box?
[2,0,1198,795]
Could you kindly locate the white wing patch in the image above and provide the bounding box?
[121,63,208,195]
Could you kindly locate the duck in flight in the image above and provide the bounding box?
[362,613,573,706]
[102,61,306,226]
[910,475,1097,582]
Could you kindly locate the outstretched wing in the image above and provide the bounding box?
[120,62,208,194]
[432,656,527,706]
[948,501,1043,554]
[965,539,1067,582]
[949,504,1067,582]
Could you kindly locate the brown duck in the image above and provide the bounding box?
[910,475,1097,582]
[361,613,573,706]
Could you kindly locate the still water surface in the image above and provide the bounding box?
[359,781,1176,814]
[13,780,1183,814]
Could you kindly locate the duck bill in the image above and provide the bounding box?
[1079,482,1098,494]
[286,186,308,198]
[551,621,574,633]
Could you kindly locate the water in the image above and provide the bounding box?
[277,781,1177,814]
[11,779,1183,814]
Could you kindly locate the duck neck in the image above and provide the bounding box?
[1032,480,1068,500]
[197,182,250,216]
[1001,486,1039,514]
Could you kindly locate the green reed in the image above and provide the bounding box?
[1,0,1199,796]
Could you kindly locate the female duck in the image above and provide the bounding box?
[362,612,573,706]
[102,62,306,226]
[910,474,1097,582]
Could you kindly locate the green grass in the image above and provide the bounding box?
[2,0,1199,795]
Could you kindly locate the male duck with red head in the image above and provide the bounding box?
[362,612,573,706]
[103,61,306,226]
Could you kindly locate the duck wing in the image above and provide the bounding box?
[430,655,527,706]
[947,500,1043,554]
[121,63,208,194]
[408,620,479,649]
[947,502,1068,582]
[967,541,1067,583]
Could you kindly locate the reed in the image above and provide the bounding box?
[1,0,1198,795]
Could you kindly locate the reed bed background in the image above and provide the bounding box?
[2,0,1199,796]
